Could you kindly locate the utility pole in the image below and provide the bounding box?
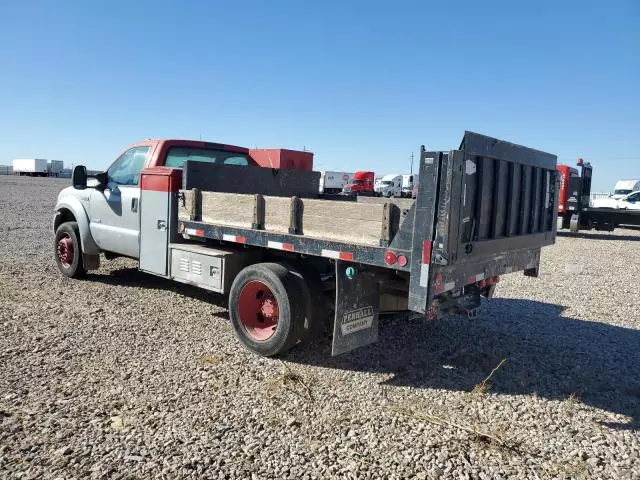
[410,152,414,175]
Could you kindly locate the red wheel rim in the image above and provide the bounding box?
[238,280,279,341]
[57,233,74,267]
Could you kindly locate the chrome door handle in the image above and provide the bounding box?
[131,198,138,212]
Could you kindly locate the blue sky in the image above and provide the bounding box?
[0,0,638,191]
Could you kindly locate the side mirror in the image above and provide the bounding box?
[72,165,87,190]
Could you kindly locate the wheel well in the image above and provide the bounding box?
[54,208,76,232]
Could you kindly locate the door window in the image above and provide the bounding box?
[107,146,150,186]
[164,146,251,169]
[624,192,640,203]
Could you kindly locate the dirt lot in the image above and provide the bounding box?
[1,175,639,479]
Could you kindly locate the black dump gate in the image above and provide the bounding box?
[408,132,559,312]
[451,132,557,259]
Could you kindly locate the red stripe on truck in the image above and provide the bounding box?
[422,241,432,264]
[321,249,354,261]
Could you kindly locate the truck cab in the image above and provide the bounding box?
[53,139,256,266]
[341,171,375,195]
[378,174,402,197]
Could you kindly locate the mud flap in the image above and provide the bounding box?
[331,260,380,356]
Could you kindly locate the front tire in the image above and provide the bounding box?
[54,221,86,278]
[229,263,307,357]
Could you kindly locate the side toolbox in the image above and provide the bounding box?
[139,167,183,276]
[169,244,260,294]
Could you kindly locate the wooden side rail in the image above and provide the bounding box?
[178,190,395,247]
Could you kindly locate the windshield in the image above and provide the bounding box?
[381,180,392,185]
[614,189,632,195]
[352,179,364,185]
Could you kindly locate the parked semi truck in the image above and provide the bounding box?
[13,158,48,176]
[341,171,375,196]
[556,159,640,231]
[53,133,559,357]
[378,174,402,197]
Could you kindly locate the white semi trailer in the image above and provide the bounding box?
[319,171,354,194]
[12,159,48,177]
[401,174,419,197]
[48,160,64,177]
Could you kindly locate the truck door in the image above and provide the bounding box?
[622,192,640,210]
[89,146,150,258]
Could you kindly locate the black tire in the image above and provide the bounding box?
[229,263,307,357]
[54,221,86,278]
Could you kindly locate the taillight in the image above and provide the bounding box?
[384,251,397,265]
[397,255,407,267]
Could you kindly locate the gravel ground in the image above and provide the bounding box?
[1,175,639,480]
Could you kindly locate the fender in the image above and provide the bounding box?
[53,196,100,255]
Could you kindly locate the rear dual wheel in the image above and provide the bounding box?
[229,262,324,357]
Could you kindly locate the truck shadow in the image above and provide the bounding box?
[86,267,230,318]
[289,298,640,431]
[87,267,639,430]
[557,231,640,241]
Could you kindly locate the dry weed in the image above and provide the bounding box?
[472,358,507,396]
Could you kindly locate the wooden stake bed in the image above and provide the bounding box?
[178,189,409,249]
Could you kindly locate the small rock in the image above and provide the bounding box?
[587,457,601,467]
[56,445,72,456]
[110,416,124,430]
[124,455,144,462]
[431,466,444,478]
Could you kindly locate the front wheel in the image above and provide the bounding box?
[54,221,86,278]
[229,263,307,357]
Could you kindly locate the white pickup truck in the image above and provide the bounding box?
[591,191,640,210]
[53,133,559,357]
